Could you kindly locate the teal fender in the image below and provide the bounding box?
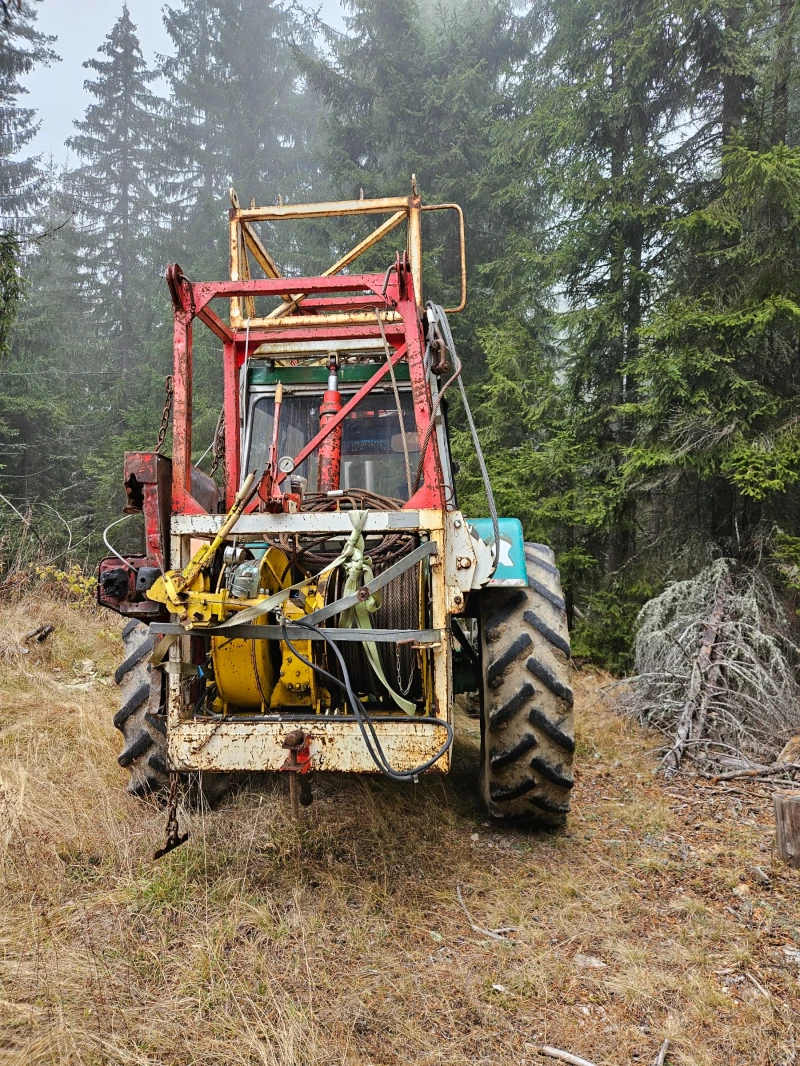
[466,517,528,587]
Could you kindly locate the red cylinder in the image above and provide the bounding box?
[317,389,342,493]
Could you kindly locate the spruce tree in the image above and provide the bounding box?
[300,0,560,598]
[506,0,703,576]
[299,0,518,277]
[0,161,106,550]
[67,5,164,380]
[0,2,56,220]
[627,0,800,562]
[159,0,320,276]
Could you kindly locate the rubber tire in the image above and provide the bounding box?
[114,620,169,797]
[478,541,574,828]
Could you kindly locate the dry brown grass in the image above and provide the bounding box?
[0,595,798,1066]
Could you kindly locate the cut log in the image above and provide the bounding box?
[773,791,800,869]
[777,735,800,764]
[23,623,54,643]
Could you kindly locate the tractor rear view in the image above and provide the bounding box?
[98,185,574,837]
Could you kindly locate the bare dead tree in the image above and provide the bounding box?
[620,559,800,772]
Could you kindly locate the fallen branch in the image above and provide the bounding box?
[710,762,800,783]
[525,1044,598,1066]
[746,971,771,998]
[653,1037,670,1066]
[622,560,800,772]
[456,884,517,943]
[22,623,54,644]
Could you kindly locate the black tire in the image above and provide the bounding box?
[114,620,169,797]
[115,621,231,805]
[477,541,574,828]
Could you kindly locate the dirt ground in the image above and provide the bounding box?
[1,595,798,1066]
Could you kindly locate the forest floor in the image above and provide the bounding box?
[0,595,799,1066]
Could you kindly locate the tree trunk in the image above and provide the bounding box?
[663,575,729,775]
[772,0,794,145]
[773,791,800,868]
[721,4,747,145]
[605,46,635,575]
[710,474,735,543]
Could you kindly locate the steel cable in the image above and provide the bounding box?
[420,303,501,575]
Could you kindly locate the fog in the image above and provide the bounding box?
[22,0,346,161]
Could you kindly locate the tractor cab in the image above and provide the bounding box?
[241,347,421,502]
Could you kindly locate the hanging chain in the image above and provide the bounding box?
[153,770,189,860]
[209,409,226,478]
[155,375,174,454]
[395,643,415,696]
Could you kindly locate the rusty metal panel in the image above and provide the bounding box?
[235,195,411,221]
[168,718,451,774]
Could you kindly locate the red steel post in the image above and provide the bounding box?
[171,308,193,514]
[222,338,240,509]
[397,266,445,511]
[317,355,342,493]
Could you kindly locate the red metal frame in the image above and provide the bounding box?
[165,259,445,515]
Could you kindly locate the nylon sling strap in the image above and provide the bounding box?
[213,509,371,629]
[313,511,420,715]
[302,538,436,625]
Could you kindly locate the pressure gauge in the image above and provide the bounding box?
[278,455,295,474]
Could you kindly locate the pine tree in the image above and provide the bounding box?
[627,0,800,563]
[67,5,164,380]
[0,2,56,221]
[0,161,106,551]
[159,0,320,276]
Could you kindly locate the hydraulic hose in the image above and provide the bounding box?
[281,618,453,782]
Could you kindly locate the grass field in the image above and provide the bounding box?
[1,595,799,1065]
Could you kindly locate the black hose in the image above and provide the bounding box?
[281,619,453,782]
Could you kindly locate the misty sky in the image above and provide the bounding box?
[22,0,346,162]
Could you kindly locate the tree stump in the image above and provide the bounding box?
[773,791,800,869]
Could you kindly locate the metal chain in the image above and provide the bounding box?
[155,375,174,453]
[395,641,414,696]
[209,409,225,478]
[153,770,189,860]
[165,771,179,838]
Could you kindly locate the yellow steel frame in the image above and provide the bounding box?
[227,180,466,329]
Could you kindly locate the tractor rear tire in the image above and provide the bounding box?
[114,620,169,797]
[478,541,574,828]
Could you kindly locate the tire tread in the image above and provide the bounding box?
[478,546,574,828]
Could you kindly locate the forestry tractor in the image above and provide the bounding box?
[97,185,574,842]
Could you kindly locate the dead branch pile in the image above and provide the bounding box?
[620,558,800,774]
